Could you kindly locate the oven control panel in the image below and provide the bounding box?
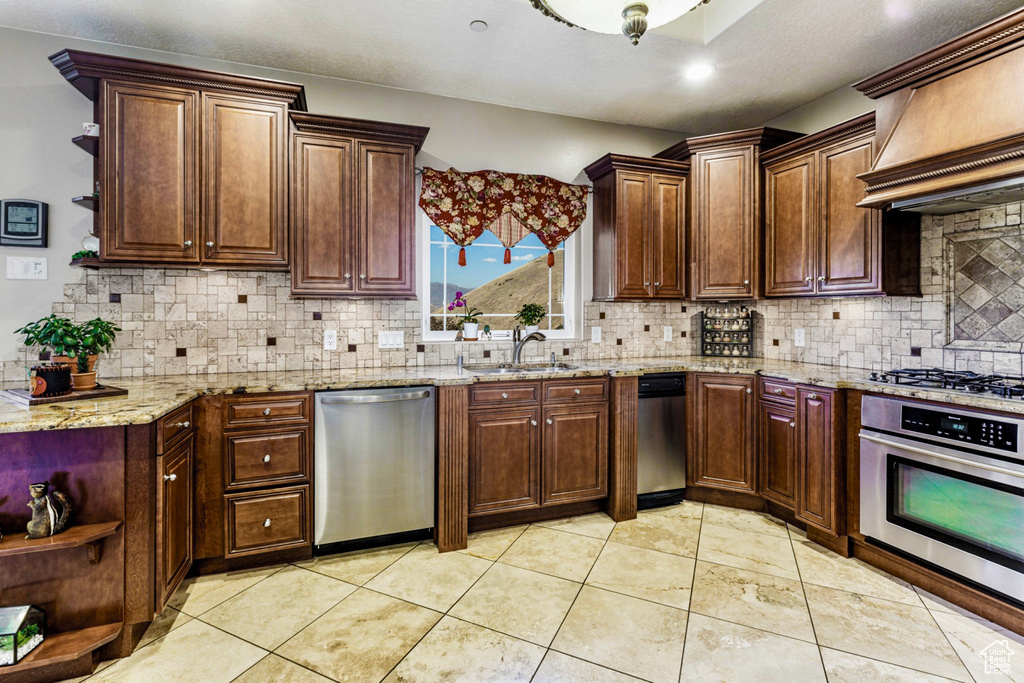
[901,406,1018,452]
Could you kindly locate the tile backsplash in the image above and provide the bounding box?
[5,203,1023,382]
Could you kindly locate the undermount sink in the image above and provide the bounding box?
[465,363,579,375]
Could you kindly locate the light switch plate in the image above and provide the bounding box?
[591,326,602,343]
[378,331,405,349]
[323,329,338,351]
[794,328,805,347]
[6,256,47,280]
[663,325,673,342]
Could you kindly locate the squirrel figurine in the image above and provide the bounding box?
[26,481,71,539]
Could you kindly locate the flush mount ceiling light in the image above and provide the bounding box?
[530,0,710,45]
[685,62,716,80]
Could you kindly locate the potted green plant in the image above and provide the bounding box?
[69,318,120,389]
[515,303,546,334]
[14,314,79,364]
[447,292,483,340]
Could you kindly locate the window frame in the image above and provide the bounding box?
[419,210,581,342]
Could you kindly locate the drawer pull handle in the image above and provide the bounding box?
[164,474,177,482]
[546,418,553,425]
[263,454,271,463]
[773,388,782,395]
[574,388,581,395]
[502,393,509,399]
[531,420,538,426]
[807,393,818,400]
[264,519,272,528]
[263,408,272,415]
[789,421,796,428]
[174,420,190,428]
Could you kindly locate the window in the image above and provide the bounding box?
[421,219,579,341]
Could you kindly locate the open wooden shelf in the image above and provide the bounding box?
[0,521,121,564]
[71,196,98,212]
[71,134,99,156]
[69,256,102,269]
[3,622,121,675]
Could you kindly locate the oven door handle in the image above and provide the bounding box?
[859,432,1024,481]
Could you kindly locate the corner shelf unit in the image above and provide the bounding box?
[2,622,122,676]
[72,134,99,156]
[0,520,122,564]
[71,195,98,212]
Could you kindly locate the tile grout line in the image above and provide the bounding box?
[678,501,706,677]
[920,596,983,683]
[785,522,830,680]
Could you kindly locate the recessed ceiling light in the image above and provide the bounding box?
[470,20,488,32]
[685,63,716,81]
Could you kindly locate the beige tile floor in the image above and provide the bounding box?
[67,502,1024,682]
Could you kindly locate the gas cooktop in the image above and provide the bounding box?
[867,368,1024,399]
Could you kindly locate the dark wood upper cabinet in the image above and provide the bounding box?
[762,114,921,297]
[585,154,689,301]
[290,114,429,298]
[665,128,800,300]
[202,95,288,267]
[689,373,756,493]
[101,80,200,264]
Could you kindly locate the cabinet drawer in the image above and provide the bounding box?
[225,486,309,557]
[157,402,194,454]
[760,377,796,401]
[543,379,608,404]
[469,382,540,407]
[224,393,310,429]
[226,430,308,490]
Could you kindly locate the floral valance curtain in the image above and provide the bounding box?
[418,167,588,267]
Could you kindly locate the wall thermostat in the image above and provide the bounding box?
[1,199,48,248]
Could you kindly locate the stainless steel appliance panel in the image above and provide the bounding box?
[637,373,687,495]
[315,386,435,546]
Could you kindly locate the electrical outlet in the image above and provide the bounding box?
[323,329,338,351]
[794,328,805,347]
[663,325,673,342]
[378,331,404,349]
[6,256,47,280]
[591,326,602,343]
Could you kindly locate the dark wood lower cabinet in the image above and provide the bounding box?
[156,439,192,611]
[796,387,840,533]
[468,408,541,516]
[690,373,756,493]
[542,404,609,505]
[758,399,796,508]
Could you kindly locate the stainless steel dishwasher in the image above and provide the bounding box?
[314,386,435,551]
[637,373,687,509]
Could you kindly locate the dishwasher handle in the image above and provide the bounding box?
[320,390,431,405]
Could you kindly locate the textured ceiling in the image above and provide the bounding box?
[0,0,1020,134]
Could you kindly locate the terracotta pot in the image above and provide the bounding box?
[51,354,98,371]
[71,371,98,391]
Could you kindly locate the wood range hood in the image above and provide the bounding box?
[854,8,1024,213]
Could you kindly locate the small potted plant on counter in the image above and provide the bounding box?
[515,303,546,334]
[448,292,483,341]
[68,318,120,389]
[14,314,80,364]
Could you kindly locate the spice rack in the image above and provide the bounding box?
[700,306,754,358]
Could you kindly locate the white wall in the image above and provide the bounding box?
[0,26,684,362]
[763,85,876,134]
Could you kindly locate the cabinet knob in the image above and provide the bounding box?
[501,392,509,399]
[644,282,650,287]
[206,241,214,248]
[263,408,272,415]
[789,421,796,428]
[263,454,271,463]
[163,473,177,482]
[547,418,553,425]
[574,388,581,395]
[654,282,660,287]
[264,519,272,528]
[773,388,782,394]
[344,273,351,279]
[746,388,752,394]
[174,420,190,428]
[807,393,818,400]
[183,240,193,248]
[360,274,366,280]
[817,276,825,282]
[804,276,812,283]
[531,420,538,426]
[743,279,750,286]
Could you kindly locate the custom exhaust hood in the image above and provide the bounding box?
[854,8,1024,213]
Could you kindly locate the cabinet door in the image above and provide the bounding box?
[764,154,816,296]
[202,94,288,267]
[356,141,416,297]
[651,175,687,299]
[102,80,200,263]
[690,373,756,492]
[291,135,356,296]
[614,171,653,298]
[468,408,541,516]
[796,387,837,533]
[542,403,609,505]
[692,148,756,299]
[156,439,193,611]
[758,399,796,509]
[817,135,880,294]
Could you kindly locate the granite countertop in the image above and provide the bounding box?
[4,356,1024,433]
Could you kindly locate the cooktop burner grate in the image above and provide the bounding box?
[867,368,1024,398]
